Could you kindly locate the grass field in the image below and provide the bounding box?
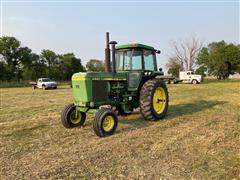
[1,80,239,179]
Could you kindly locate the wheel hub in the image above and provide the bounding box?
[153,87,166,114]
[102,115,114,132]
[69,110,81,124]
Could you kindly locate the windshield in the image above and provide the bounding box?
[42,78,52,82]
[116,49,156,71]
[116,49,142,71]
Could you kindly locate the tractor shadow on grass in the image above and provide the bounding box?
[118,100,226,133]
[167,100,226,119]
[117,111,152,133]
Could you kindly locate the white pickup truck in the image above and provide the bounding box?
[30,78,57,90]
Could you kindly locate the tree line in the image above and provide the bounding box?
[166,36,240,79]
[0,36,101,82]
[1,36,239,82]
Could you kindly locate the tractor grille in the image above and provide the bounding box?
[92,80,108,102]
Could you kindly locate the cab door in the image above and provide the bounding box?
[127,72,142,91]
[37,79,42,88]
[125,49,143,91]
[186,72,192,82]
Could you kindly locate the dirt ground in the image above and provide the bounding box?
[0,80,239,179]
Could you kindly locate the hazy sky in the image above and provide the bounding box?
[1,1,239,70]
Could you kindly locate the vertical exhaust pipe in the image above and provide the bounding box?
[109,41,117,73]
[105,32,111,72]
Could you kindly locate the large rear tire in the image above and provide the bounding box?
[61,103,86,128]
[140,79,169,121]
[93,108,118,137]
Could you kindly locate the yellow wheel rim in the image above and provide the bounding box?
[153,87,166,114]
[69,110,81,124]
[102,115,115,132]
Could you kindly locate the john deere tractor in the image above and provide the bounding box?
[61,33,169,137]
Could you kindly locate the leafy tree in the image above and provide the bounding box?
[22,53,47,80]
[40,49,60,79]
[166,57,182,77]
[195,65,207,77]
[86,59,104,72]
[17,47,36,80]
[0,36,89,82]
[0,60,8,81]
[40,49,58,67]
[59,53,85,80]
[197,41,240,79]
[0,36,25,81]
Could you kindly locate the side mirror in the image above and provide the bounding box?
[159,68,162,72]
[156,50,161,54]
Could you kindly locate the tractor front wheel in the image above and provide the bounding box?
[93,108,118,137]
[140,79,169,121]
[61,103,86,128]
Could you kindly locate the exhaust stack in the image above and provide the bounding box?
[109,41,117,74]
[104,32,111,72]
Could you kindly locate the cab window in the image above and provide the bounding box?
[116,49,143,71]
[143,50,155,71]
[116,51,124,70]
[131,50,142,70]
[124,51,132,70]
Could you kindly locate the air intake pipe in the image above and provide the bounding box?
[109,41,117,74]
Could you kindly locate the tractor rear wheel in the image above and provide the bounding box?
[140,79,169,121]
[61,103,86,128]
[93,108,118,137]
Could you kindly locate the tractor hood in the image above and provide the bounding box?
[72,72,126,81]
[71,72,126,107]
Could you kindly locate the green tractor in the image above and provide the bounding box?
[61,33,169,137]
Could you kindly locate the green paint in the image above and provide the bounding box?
[72,72,126,80]
[72,79,92,102]
[116,43,155,51]
[70,43,165,116]
[72,72,127,107]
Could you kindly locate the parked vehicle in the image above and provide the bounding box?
[29,78,57,90]
[161,71,202,84]
[179,71,202,84]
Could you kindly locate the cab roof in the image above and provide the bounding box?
[116,43,155,51]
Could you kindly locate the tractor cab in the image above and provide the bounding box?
[115,44,158,72]
[115,43,162,91]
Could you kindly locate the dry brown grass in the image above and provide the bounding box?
[0,80,239,179]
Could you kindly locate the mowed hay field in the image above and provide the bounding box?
[0,80,239,179]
